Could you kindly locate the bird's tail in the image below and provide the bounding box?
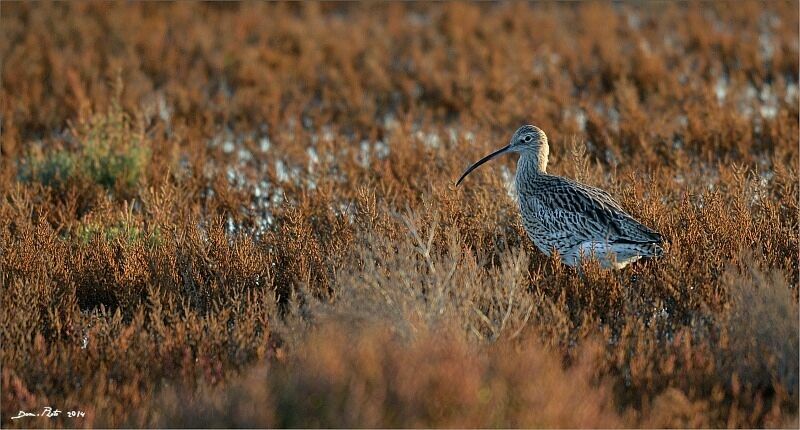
[646,242,664,257]
[613,238,665,257]
[612,241,664,260]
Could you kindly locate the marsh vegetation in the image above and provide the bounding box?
[1,2,798,427]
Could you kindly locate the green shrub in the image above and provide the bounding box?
[74,220,162,248]
[19,150,76,189]
[20,99,149,195]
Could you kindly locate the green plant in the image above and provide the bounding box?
[74,221,161,248]
[19,149,76,189]
[20,97,149,195]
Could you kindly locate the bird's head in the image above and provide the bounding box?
[509,124,548,153]
[456,125,549,186]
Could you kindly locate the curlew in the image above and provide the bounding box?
[457,125,664,269]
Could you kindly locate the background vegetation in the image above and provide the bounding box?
[1,2,798,427]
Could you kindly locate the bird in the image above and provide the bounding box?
[456,125,664,269]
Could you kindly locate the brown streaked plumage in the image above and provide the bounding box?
[457,125,664,269]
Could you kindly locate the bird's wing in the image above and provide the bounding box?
[531,176,663,244]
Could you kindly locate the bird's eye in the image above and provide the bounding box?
[523,135,533,143]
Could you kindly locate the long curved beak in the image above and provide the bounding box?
[456,145,512,186]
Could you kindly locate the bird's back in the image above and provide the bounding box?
[516,169,663,268]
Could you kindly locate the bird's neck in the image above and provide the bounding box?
[517,146,548,177]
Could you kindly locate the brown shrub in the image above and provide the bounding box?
[143,324,621,428]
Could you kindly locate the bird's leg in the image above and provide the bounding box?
[575,263,587,283]
[612,268,628,290]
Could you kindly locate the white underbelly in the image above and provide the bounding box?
[562,241,643,269]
